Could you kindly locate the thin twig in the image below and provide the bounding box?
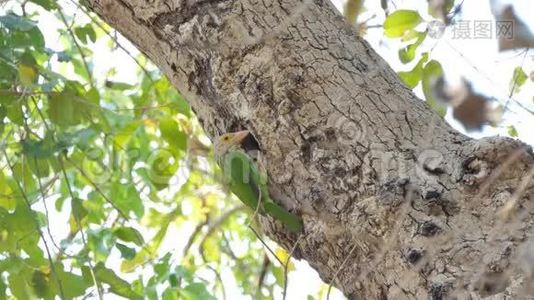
[0,89,174,113]
[499,163,534,219]
[182,220,209,259]
[207,265,227,300]
[66,0,163,95]
[2,148,66,300]
[247,187,263,229]
[326,243,358,300]
[504,49,529,110]
[30,98,131,220]
[64,156,130,219]
[248,225,285,267]
[58,156,103,300]
[282,234,303,300]
[57,8,94,87]
[198,206,244,251]
[33,157,64,253]
[256,255,270,298]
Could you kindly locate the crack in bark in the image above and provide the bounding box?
[89,0,534,298]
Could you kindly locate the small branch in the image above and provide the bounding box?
[66,0,166,101]
[64,156,130,220]
[57,7,95,87]
[206,265,227,300]
[248,225,285,266]
[255,254,270,299]
[29,97,130,220]
[2,148,66,300]
[198,206,244,251]
[182,220,209,259]
[326,243,358,300]
[282,234,303,300]
[58,155,103,300]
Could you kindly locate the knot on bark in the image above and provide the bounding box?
[474,271,510,297]
[376,177,409,207]
[461,136,533,187]
[462,158,489,186]
[418,220,442,237]
[404,248,424,265]
[429,279,453,300]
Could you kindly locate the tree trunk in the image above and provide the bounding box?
[88,0,534,298]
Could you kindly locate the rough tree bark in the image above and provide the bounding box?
[88,0,534,298]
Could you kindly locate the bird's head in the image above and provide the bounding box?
[214,130,250,162]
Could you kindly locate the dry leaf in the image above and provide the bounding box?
[442,79,502,131]
[496,6,534,51]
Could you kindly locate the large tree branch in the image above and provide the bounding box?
[88,0,534,298]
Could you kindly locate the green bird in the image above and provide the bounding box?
[214,130,303,233]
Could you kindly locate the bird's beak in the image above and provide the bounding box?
[231,130,250,146]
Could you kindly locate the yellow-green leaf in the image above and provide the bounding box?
[0,172,16,212]
[422,60,447,117]
[507,125,518,137]
[275,248,295,272]
[510,66,528,93]
[93,263,143,300]
[384,10,423,38]
[17,64,38,86]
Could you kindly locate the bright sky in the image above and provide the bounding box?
[2,0,533,299]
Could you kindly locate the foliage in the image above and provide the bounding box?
[0,1,301,299]
[0,0,532,299]
[383,10,422,38]
[379,2,533,132]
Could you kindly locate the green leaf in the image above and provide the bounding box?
[171,94,192,117]
[31,270,51,298]
[163,288,180,300]
[507,125,518,137]
[145,148,180,190]
[17,52,38,86]
[6,103,24,125]
[0,277,6,300]
[202,235,221,262]
[398,52,428,88]
[384,10,423,38]
[74,25,97,44]
[21,136,60,158]
[57,51,71,62]
[88,229,114,262]
[105,81,135,91]
[159,119,188,151]
[69,197,88,233]
[28,26,45,50]
[271,266,284,287]
[113,227,145,246]
[93,263,143,300]
[111,184,144,219]
[8,272,31,300]
[112,120,140,148]
[0,14,36,31]
[422,60,447,117]
[399,32,426,64]
[57,267,90,298]
[0,171,16,211]
[116,243,136,260]
[47,93,82,126]
[29,0,58,10]
[510,66,528,93]
[179,283,216,300]
[28,157,50,178]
